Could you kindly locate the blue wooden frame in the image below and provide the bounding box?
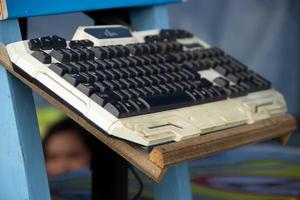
[0,20,51,200]
[5,0,181,19]
[0,2,192,199]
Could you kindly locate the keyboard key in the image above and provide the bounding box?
[52,35,67,49]
[226,73,241,83]
[139,92,195,114]
[28,38,42,50]
[49,63,68,76]
[214,77,229,87]
[104,101,137,117]
[91,92,113,106]
[51,49,70,63]
[63,73,87,86]
[69,40,83,48]
[80,72,95,82]
[31,50,51,64]
[80,39,94,47]
[61,48,78,62]
[40,36,53,50]
[77,83,99,96]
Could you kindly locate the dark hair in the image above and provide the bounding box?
[43,118,97,158]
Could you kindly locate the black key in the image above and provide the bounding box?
[95,59,110,69]
[69,49,82,61]
[80,72,95,82]
[103,59,117,68]
[49,63,68,76]
[183,43,203,49]
[139,91,195,113]
[194,88,211,103]
[63,73,86,86]
[28,38,42,50]
[226,73,241,84]
[70,62,86,72]
[208,86,227,101]
[214,65,229,76]
[104,101,134,118]
[95,70,110,80]
[111,58,124,68]
[182,68,200,80]
[116,45,130,57]
[118,68,131,78]
[252,74,271,89]
[51,49,70,63]
[63,63,78,73]
[112,79,126,89]
[131,99,149,113]
[52,35,67,49]
[88,71,100,81]
[71,48,87,61]
[90,47,107,59]
[31,50,51,64]
[126,44,142,55]
[224,85,248,98]
[80,48,95,60]
[226,55,247,71]
[103,80,119,90]
[79,39,94,47]
[94,82,111,92]
[214,77,229,87]
[61,48,78,62]
[197,78,213,88]
[238,81,252,91]
[69,40,83,48]
[77,83,99,96]
[116,90,132,100]
[91,92,111,106]
[87,60,99,70]
[81,61,95,71]
[40,36,53,50]
[119,57,132,67]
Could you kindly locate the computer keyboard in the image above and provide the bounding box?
[6,25,287,146]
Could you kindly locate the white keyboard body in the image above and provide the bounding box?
[6,25,287,146]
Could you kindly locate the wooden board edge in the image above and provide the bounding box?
[150,114,297,168]
[0,44,166,182]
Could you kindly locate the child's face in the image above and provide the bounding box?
[45,131,91,177]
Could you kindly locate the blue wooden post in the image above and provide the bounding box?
[0,19,51,200]
[130,6,192,200]
[153,164,192,200]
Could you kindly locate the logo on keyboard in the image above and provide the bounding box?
[104,29,118,38]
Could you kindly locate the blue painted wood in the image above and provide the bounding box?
[130,5,170,30]
[5,0,181,19]
[0,19,50,199]
[130,6,192,200]
[153,164,192,200]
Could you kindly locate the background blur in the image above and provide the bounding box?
[24,0,300,199]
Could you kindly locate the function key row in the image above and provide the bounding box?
[29,35,66,50]
[28,35,93,50]
[144,29,193,43]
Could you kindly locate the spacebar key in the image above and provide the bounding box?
[139,92,195,113]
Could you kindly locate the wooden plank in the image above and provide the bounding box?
[0,43,297,182]
[0,43,166,182]
[150,114,297,168]
[1,0,181,19]
[0,19,50,200]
